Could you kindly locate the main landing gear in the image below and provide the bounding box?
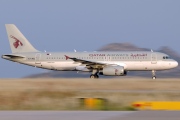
[90,74,99,79]
[152,70,156,79]
[90,69,99,79]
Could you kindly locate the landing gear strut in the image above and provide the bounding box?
[90,69,99,79]
[152,70,156,79]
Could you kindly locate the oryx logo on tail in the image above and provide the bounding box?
[10,35,23,48]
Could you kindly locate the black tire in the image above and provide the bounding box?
[94,74,99,78]
[90,74,99,79]
[90,74,95,79]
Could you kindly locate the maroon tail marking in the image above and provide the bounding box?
[10,35,23,48]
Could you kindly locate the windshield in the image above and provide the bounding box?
[163,56,170,59]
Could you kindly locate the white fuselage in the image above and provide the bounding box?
[4,51,178,72]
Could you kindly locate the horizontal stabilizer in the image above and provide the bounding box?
[2,54,25,59]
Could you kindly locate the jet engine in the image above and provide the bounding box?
[100,66,127,76]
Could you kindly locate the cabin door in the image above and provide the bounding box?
[35,53,41,64]
[151,53,157,64]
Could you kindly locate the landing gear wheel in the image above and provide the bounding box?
[152,76,156,80]
[90,69,99,79]
[94,74,99,78]
[90,74,99,79]
[90,74,95,79]
[151,70,156,80]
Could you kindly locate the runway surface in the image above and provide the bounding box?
[1,111,180,120]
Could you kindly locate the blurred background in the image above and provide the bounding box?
[0,0,180,78]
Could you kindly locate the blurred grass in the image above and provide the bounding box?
[0,78,180,110]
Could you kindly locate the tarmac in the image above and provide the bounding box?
[1,111,180,120]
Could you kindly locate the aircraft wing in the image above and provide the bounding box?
[65,55,107,67]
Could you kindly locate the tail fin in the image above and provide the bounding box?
[5,24,39,53]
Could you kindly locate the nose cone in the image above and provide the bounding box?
[172,61,178,68]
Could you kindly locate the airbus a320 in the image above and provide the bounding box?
[2,24,178,79]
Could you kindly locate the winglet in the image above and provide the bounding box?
[64,55,70,60]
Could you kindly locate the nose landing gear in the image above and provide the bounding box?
[152,70,156,79]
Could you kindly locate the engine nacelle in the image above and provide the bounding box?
[100,66,127,76]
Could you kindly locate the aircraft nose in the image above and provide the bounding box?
[172,61,178,68]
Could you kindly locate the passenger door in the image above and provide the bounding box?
[35,53,41,64]
[151,53,157,64]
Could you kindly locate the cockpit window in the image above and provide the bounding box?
[163,56,170,59]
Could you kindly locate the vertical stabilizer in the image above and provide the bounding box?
[5,24,39,53]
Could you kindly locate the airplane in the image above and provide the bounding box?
[2,24,178,79]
